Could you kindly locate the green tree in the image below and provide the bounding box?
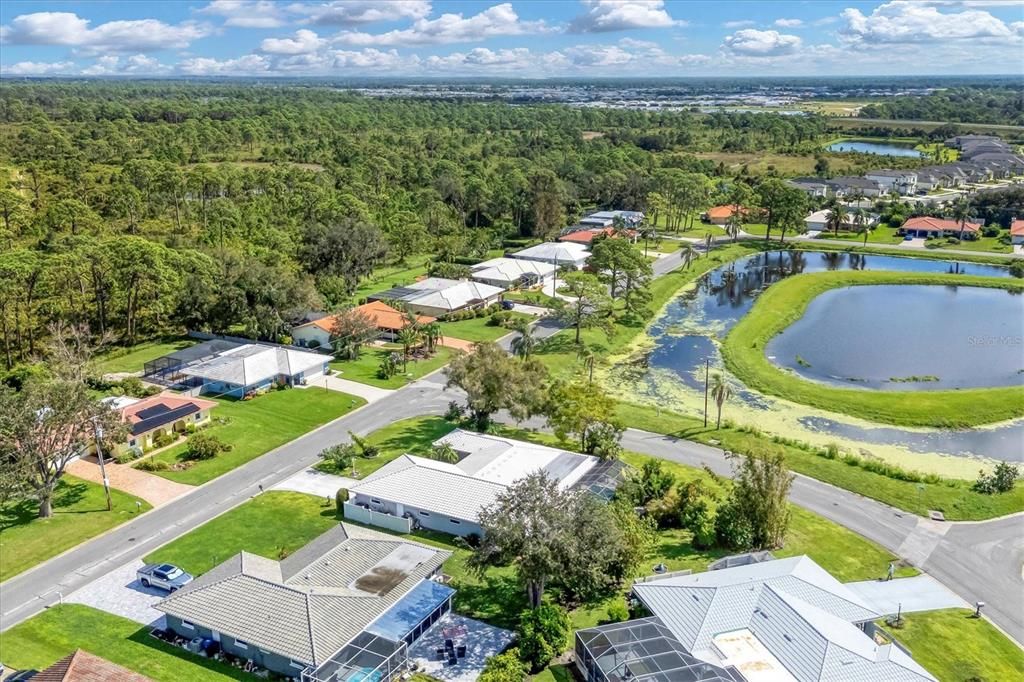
[479,648,528,682]
[710,373,732,429]
[555,271,613,344]
[825,200,850,237]
[509,319,536,359]
[331,307,379,361]
[444,341,547,429]
[517,604,571,672]
[429,442,460,464]
[544,379,623,457]
[724,448,794,550]
[396,326,420,371]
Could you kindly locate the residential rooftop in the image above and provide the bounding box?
[180,343,326,387]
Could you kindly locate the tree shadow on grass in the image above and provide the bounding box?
[453,573,526,631]
[371,417,457,457]
[0,480,92,531]
[128,625,253,680]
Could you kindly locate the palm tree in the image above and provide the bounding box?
[396,327,420,372]
[639,225,656,256]
[510,320,536,360]
[825,202,850,237]
[952,198,971,241]
[711,373,731,429]
[423,322,442,354]
[429,443,459,464]
[725,213,742,242]
[577,344,596,383]
[704,231,714,255]
[854,208,871,245]
[681,243,698,270]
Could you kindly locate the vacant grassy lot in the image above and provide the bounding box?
[145,491,339,575]
[330,344,456,389]
[145,388,365,485]
[439,313,529,343]
[883,609,1024,682]
[0,477,150,582]
[0,605,250,681]
[95,336,195,375]
[722,270,1024,428]
[694,151,861,176]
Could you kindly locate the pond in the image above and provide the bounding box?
[767,285,1024,390]
[613,250,1023,462]
[826,139,924,157]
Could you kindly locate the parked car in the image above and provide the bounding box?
[137,563,193,592]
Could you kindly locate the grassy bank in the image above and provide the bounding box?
[145,388,365,485]
[721,270,1024,428]
[0,476,150,582]
[791,239,1017,264]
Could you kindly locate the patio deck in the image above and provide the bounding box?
[409,613,515,682]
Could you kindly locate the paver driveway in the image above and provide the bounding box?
[66,559,167,627]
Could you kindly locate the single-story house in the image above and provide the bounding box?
[558,226,639,245]
[368,278,503,318]
[469,257,558,290]
[1011,219,1024,245]
[346,430,621,538]
[100,393,218,455]
[865,169,917,195]
[180,344,329,398]
[804,209,878,232]
[32,649,155,682]
[823,176,883,198]
[702,205,748,225]
[577,555,936,682]
[292,301,436,348]
[579,210,645,228]
[511,241,591,269]
[156,523,452,681]
[900,216,981,239]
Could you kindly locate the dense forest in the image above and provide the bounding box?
[860,86,1024,126]
[0,82,837,374]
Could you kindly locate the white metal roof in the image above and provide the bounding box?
[470,258,557,284]
[511,241,590,265]
[632,556,935,682]
[401,279,503,312]
[180,344,325,386]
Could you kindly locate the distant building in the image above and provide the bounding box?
[787,178,830,198]
[469,257,557,290]
[511,241,591,269]
[292,302,435,348]
[579,210,645,228]
[865,169,917,196]
[703,205,749,225]
[367,278,503,318]
[822,176,883,198]
[900,216,980,239]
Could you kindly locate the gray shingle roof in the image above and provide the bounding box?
[154,523,450,666]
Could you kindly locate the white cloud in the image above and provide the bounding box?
[334,3,548,46]
[260,29,325,54]
[812,16,839,27]
[3,60,77,75]
[197,1,286,28]
[723,20,756,29]
[290,1,432,26]
[774,18,804,28]
[618,37,659,49]
[177,53,270,75]
[0,12,212,54]
[841,1,1021,43]
[570,0,681,33]
[722,29,802,56]
[81,54,171,75]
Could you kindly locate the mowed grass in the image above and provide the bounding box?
[438,314,529,343]
[146,388,365,485]
[330,345,456,389]
[351,256,431,302]
[694,151,861,176]
[145,491,339,575]
[618,402,1024,521]
[814,224,904,244]
[882,609,1024,682]
[0,477,150,582]
[0,605,250,681]
[929,235,1013,254]
[721,270,1024,428]
[95,336,195,375]
[315,415,458,479]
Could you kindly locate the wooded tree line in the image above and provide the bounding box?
[0,82,831,373]
[860,86,1024,126]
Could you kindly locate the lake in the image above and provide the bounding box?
[827,140,924,157]
[614,250,1023,461]
[767,284,1024,390]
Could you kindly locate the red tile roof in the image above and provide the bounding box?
[120,393,218,425]
[303,301,436,334]
[902,216,980,233]
[32,650,154,682]
[1011,219,1024,236]
[706,205,747,220]
[558,227,637,244]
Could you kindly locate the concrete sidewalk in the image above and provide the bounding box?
[846,575,968,616]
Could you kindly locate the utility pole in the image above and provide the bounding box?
[703,359,710,428]
[92,419,112,512]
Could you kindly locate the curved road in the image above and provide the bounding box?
[2,244,1020,649]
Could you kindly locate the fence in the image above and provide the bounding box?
[343,502,413,533]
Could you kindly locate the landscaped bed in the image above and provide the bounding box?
[329,344,456,389]
[0,476,151,582]
[313,415,458,479]
[140,388,366,485]
[438,312,530,343]
[721,270,1024,428]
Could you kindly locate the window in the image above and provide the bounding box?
[129,439,137,447]
[234,639,249,650]
[181,620,195,630]
[419,511,430,517]
[449,519,461,525]
[371,499,381,505]
[194,413,201,421]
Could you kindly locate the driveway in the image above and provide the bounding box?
[65,559,167,627]
[67,457,193,507]
[272,467,358,498]
[846,575,968,616]
[898,237,927,249]
[301,374,393,403]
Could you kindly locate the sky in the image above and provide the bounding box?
[1,0,1022,78]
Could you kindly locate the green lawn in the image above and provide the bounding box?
[791,240,1016,266]
[315,415,458,479]
[618,403,1024,521]
[145,492,340,575]
[0,605,250,681]
[0,476,151,582]
[94,336,195,375]
[882,609,1024,682]
[351,256,431,303]
[929,235,1013,254]
[439,314,529,343]
[503,289,560,308]
[330,345,456,389]
[722,270,1024,428]
[144,388,366,485]
[815,224,904,244]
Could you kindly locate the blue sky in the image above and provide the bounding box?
[1,1,1022,77]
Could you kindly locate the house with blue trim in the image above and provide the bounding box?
[179,343,328,397]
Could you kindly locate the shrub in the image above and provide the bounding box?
[517,604,571,673]
[605,601,630,624]
[184,433,231,461]
[335,487,349,514]
[444,400,465,422]
[320,444,356,472]
[822,443,840,459]
[153,431,177,448]
[349,431,380,458]
[307,338,321,349]
[982,225,1001,238]
[114,452,136,465]
[478,648,527,682]
[715,499,754,550]
[136,459,170,472]
[1010,261,1024,278]
[616,459,676,506]
[974,462,1019,494]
